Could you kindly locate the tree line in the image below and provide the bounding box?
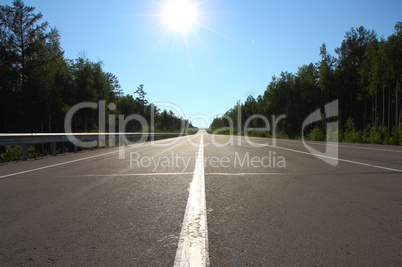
[211,23,402,145]
[0,0,194,134]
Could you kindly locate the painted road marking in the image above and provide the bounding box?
[206,172,296,176]
[174,135,209,267]
[235,135,402,153]
[0,136,191,179]
[0,150,122,179]
[263,144,402,173]
[210,135,402,173]
[57,173,194,177]
[0,143,150,179]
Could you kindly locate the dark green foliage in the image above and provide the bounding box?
[0,1,194,134]
[307,127,325,141]
[211,23,402,145]
[0,144,45,163]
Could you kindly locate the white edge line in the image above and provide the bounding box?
[0,144,143,179]
[234,135,402,153]
[264,144,402,173]
[57,173,194,177]
[174,135,209,267]
[0,134,190,179]
[212,135,402,173]
[206,172,295,176]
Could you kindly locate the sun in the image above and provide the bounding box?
[162,0,197,33]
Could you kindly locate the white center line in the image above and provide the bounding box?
[174,135,209,267]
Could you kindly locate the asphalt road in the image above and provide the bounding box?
[0,130,401,266]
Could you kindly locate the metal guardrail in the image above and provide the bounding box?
[0,132,186,161]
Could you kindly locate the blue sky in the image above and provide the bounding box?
[5,0,402,128]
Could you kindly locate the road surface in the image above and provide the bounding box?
[0,130,401,266]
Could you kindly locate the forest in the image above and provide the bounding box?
[0,0,194,134]
[211,22,402,145]
[1,1,402,146]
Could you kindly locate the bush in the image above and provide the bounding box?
[0,144,53,163]
[396,124,402,145]
[247,130,273,138]
[307,126,325,141]
[342,117,362,143]
[277,131,289,139]
[362,123,383,144]
[326,127,339,142]
[387,124,402,145]
[0,145,22,163]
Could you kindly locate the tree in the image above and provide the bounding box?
[135,84,147,108]
[318,43,335,104]
[386,22,402,127]
[1,0,49,131]
[134,84,150,126]
[0,7,19,132]
[211,23,401,143]
[335,26,376,129]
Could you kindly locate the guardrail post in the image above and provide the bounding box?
[74,145,78,153]
[22,144,27,161]
[52,143,57,156]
